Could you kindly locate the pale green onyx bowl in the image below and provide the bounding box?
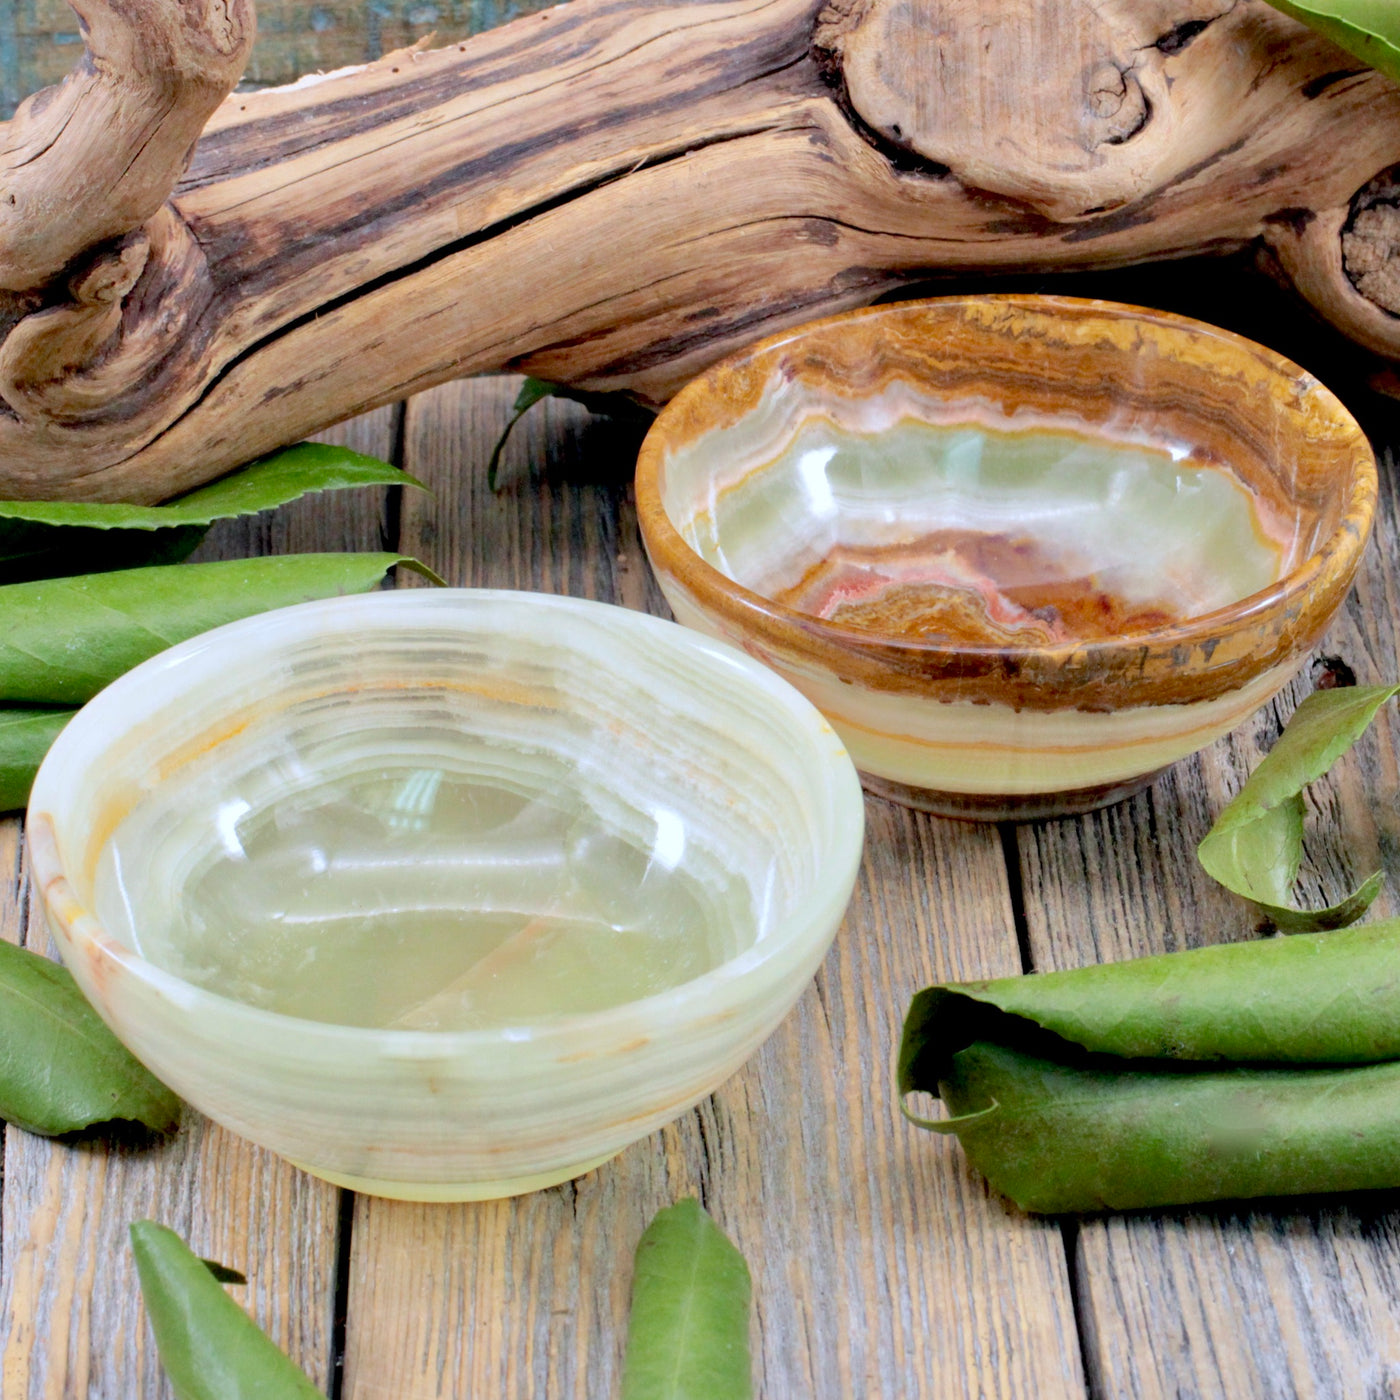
[28,590,863,1200]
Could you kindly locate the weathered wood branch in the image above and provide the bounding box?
[2,0,1400,500]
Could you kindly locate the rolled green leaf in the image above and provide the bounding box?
[1264,0,1400,86]
[0,445,417,585]
[902,920,1400,1070]
[0,940,180,1135]
[0,709,75,811]
[0,553,432,706]
[938,1043,1400,1214]
[131,1222,322,1400]
[621,1198,753,1400]
[900,920,1400,1212]
[1197,683,1400,930]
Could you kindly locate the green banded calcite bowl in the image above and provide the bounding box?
[636,295,1376,819]
[28,591,864,1199]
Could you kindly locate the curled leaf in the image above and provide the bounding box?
[901,920,1400,1076]
[1197,683,1400,930]
[486,378,655,489]
[900,920,1400,1212]
[937,1040,1400,1214]
[131,1222,322,1400]
[621,1198,753,1400]
[487,379,559,491]
[0,939,180,1136]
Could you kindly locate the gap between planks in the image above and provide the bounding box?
[998,438,1400,1400]
[0,407,398,1400]
[337,376,1087,1400]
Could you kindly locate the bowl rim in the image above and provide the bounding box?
[27,588,866,1052]
[634,292,1377,664]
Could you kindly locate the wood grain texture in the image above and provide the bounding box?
[7,0,1400,500]
[0,407,399,1399]
[338,375,1086,1400]
[1006,443,1400,1398]
[0,836,342,1400]
[191,404,403,561]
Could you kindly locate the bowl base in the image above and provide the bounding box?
[861,768,1165,822]
[288,1151,619,1201]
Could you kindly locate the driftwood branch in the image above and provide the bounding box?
[2,0,1400,500]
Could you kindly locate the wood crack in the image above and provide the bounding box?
[152,123,792,455]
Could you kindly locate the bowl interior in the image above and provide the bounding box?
[653,298,1363,649]
[48,593,850,1033]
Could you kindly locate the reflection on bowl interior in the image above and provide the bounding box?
[668,382,1308,647]
[92,646,794,1032]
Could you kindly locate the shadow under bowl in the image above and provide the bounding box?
[635,295,1377,820]
[27,590,864,1199]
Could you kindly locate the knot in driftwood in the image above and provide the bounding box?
[1345,168,1400,316]
[822,0,1168,216]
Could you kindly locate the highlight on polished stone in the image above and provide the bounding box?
[28,591,865,1200]
[636,295,1377,819]
[94,729,755,1032]
[683,414,1290,648]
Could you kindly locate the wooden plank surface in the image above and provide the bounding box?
[338,377,1086,1400]
[0,411,397,1399]
[6,375,1400,1397]
[1012,442,1400,1399]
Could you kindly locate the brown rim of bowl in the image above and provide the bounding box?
[634,294,1377,710]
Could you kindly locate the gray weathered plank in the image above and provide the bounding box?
[1007,445,1400,1400]
[0,412,398,1399]
[339,376,1087,1400]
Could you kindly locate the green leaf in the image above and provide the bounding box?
[1264,0,1400,86]
[940,1042,1400,1214]
[0,709,76,811]
[900,920,1400,1078]
[0,553,432,706]
[0,445,418,585]
[0,443,417,533]
[486,378,655,490]
[900,920,1400,1211]
[487,379,559,492]
[131,1222,323,1400]
[0,940,180,1135]
[1197,683,1400,930]
[621,1199,753,1400]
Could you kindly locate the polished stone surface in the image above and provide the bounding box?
[29,590,865,1198]
[638,295,1376,814]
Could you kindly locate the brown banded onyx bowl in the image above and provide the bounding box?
[635,296,1377,820]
